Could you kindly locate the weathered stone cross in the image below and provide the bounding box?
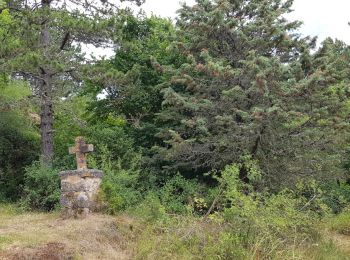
[69,137,94,170]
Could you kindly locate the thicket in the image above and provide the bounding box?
[1,0,350,258]
[124,163,350,259]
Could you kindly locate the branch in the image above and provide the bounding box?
[204,186,224,219]
[60,32,71,50]
[13,71,45,81]
[300,194,317,211]
[39,66,46,74]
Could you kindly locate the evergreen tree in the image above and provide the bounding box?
[284,38,350,184]
[0,0,142,166]
[150,0,349,187]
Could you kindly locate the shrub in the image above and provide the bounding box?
[90,145,142,214]
[133,192,167,222]
[204,231,248,259]
[99,168,142,214]
[212,162,324,258]
[159,174,204,214]
[0,112,40,201]
[321,181,350,214]
[21,162,60,211]
[87,124,138,170]
[52,97,89,170]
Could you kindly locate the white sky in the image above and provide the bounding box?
[137,0,350,45]
[288,0,350,44]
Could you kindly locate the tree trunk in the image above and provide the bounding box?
[40,76,54,166]
[40,0,54,167]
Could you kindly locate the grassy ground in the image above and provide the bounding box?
[0,204,349,260]
[0,204,135,259]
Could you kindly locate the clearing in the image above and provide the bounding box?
[0,207,136,259]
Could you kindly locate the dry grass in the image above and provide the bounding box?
[331,233,350,255]
[1,204,350,260]
[0,205,137,260]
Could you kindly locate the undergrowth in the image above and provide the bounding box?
[2,156,349,259]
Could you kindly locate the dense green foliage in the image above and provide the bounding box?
[0,78,40,200]
[86,14,183,150]
[150,1,349,188]
[0,0,144,166]
[130,163,350,259]
[21,162,60,211]
[0,0,350,258]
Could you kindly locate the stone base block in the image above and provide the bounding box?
[60,169,103,218]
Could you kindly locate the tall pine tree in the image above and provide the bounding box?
[0,0,142,166]
[150,0,349,187]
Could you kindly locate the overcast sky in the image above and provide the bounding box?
[136,0,350,45]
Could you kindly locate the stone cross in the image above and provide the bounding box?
[69,137,94,170]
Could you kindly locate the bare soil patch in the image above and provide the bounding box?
[1,242,74,260]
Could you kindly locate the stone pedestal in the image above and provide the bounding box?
[60,169,103,218]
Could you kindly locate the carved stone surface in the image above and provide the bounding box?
[69,137,94,170]
[60,169,103,218]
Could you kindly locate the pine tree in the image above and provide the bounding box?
[151,0,349,187]
[0,0,142,166]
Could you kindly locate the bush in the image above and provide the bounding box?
[321,181,350,214]
[87,124,138,170]
[158,174,203,214]
[21,162,60,211]
[135,161,329,259]
[99,168,142,214]
[90,145,142,214]
[0,112,40,201]
[133,192,167,222]
[210,162,324,258]
[205,232,248,259]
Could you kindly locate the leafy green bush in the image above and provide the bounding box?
[205,232,248,259]
[99,168,142,214]
[321,181,350,214]
[133,192,167,222]
[0,192,5,203]
[87,124,138,170]
[90,145,142,214]
[53,98,139,171]
[0,112,40,201]
[0,79,40,201]
[209,162,325,259]
[21,162,60,211]
[53,97,88,170]
[136,160,330,259]
[159,174,203,214]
